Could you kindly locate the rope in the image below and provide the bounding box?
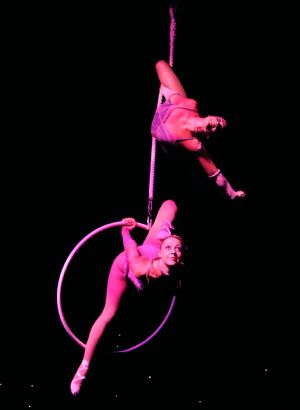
[168,2,177,68]
[147,1,177,227]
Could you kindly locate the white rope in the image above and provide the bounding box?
[147,2,177,227]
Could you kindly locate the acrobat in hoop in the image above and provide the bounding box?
[56,221,176,352]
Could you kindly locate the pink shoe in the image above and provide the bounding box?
[70,360,89,395]
[157,219,174,240]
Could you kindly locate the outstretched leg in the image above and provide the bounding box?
[155,60,187,97]
[143,199,177,246]
[70,255,128,395]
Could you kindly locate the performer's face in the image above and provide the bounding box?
[159,236,183,266]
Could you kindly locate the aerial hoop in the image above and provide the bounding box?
[57,221,176,351]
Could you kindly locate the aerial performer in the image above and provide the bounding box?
[70,199,185,395]
[151,60,246,200]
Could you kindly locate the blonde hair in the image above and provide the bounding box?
[161,234,186,250]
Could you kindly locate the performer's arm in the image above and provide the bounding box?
[121,219,148,277]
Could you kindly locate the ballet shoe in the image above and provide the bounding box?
[157,219,174,240]
[70,361,89,395]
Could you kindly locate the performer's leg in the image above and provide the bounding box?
[70,255,128,395]
[143,199,177,246]
[155,60,187,97]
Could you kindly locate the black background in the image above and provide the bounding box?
[2,1,292,408]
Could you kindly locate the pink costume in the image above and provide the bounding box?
[151,86,198,143]
[112,199,177,290]
[114,243,160,291]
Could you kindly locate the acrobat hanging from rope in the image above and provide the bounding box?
[151,60,246,200]
[150,1,245,200]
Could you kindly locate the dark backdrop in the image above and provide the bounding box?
[2,1,290,408]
